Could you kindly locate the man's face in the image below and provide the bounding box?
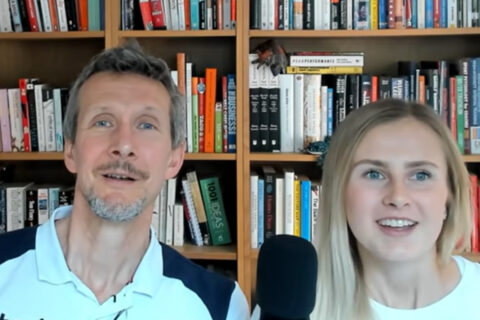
[64,72,184,222]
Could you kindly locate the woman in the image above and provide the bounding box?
[312,99,480,319]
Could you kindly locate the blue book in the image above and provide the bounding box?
[411,0,418,28]
[227,74,236,152]
[289,0,294,29]
[327,88,334,136]
[440,0,447,27]
[378,0,388,28]
[190,0,200,30]
[300,179,311,241]
[258,178,265,247]
[99,0,105,30]
[425,0,434,28]
[469,59,478,126]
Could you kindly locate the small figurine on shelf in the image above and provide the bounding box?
[252,39,288,76]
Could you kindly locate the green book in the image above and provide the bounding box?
[192,88,199,153]
[199,177,231,245]
[456,75,464,154]
[214,102,223,153]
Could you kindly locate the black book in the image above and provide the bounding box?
[278,0,285,29]
[379,75,391,99]
[262,166,276,240]
[17,0,31,31]
[199,0,206,29]
[25,187,38,228]
[303,0,314,29]
[268,77,280,152]
[361,74,372,106]
[212,0,218,29]
[65,0,78,31]
[334,75,347,127]
[26,79,39,152]
[250,0,261,29]
[346,74,360,114]
[398,61,419,101]
[259,84,270,151]
[0,185,5,234]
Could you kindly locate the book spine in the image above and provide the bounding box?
[17,0,31,31]
[275,176,284,234]
[262,170,276,240]
[37,187,49,224]
[139,0,154,30]
[214,102,223,152]
[178,0,186,30]
[186,61,193,152]
[34,84,46,152]
[25,188,38,227]
[165,178,176,245]
[7,186,28,231]
[56,0,69,31]
[181,179,204,246]
[192,77,199,152]
[173,204,184,246]
[0,187,6,234]
[258,177,264,246]
[187,171,211,245]
[300,179,311,241]
[456,75,465,153]
[290,55,364,67]
[293,0,303,29]
[259,65,270,151]
[184,0,191,29]
[204,68,217,153]
[0,90,12,152]
[170,0,179,30]
[190,0,200,29]
[9,0,23,31]
[250,173,259,248]
[283,169,295,235]
[53,88,64,151]
[286,66,363,74]
[249,54,261,151]
[222,78,228,153]
[87,0,100,31]
[198,77,206,152]
[25,0,40,31]
[268,71,280,151]
[293,74,304,152]
[199,177,232,245]
[151,0,166,29]
[48,0,59,31]
[293,177,301,236]
[48,187,59,217]
[7,89,24,152]
[303,75,322,147]
[227,74,236,152]
[279,74,294,152]
[310,183,320,241]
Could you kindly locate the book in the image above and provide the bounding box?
[286,66,363,74]
[139,0,154,30]
[165,177,177,245]
[186,171,211,245]
[6,182,33,231]
[293,74,304,152]
[249,54,261,152]
[204,68,217,153]
[7,89,23,152]
[0,89,12,152]
[173,203,184,246]
[226,74,236,152]
[199,176,232,245]
[279,74,294,152]
[262,166,276,240]
[250,171,259,248]
[181,179,203,246]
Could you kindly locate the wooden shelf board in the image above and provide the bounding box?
[460,252,480,263]
[248,153,319,162]
[172,243,237,260]
[463,155,480,163]
[184,153,236,161]
[249,27,480,38]
[0,31,105,40]
[119,30,236,38]
[0,152,235,161]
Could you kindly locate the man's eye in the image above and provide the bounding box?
[365,170,384,180]
[95,120,111,127]
[412,171,431,181]
[139,122,155,130]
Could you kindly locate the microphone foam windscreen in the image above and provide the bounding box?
[256,235,318,319]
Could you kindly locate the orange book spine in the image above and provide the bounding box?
[217,0,223,29]
[77,0,88,31]
[204,68,217,153]
[371,75,378,102]
[231,0,236,27]
[184,0,191,29]
[48,0,59,31]
[419,75,425,103]
[176,53,186,96]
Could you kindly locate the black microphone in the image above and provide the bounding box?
[256,235,318,320]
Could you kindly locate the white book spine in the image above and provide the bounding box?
[260,0,268,29]
[207,0,213,29]
[267,0,275,29]
[53,89,64,151]
[186,62,193,153]
[181,179,203,246]
[347,0,353,29]
[165,178,176,245]
[177,0,186,30]
[34,84,46,152]
[293,0,303,29]
[293,74,304,152]
[283,170,295,235]
[37,187,49,224]
[170,70,178,86]
[283,0,289,29]
[169,0,179,30]
[7,89,24,152]
[250,173,259,249]
[314,0,323,29]
[275,177,285,234]
[151,194,161,241]
[43,90,56,152]
[0,89,11,152]
[417,0,425,28]
[9,0,23,32]
[223,0,231,29]
[289,55,364,67]
[447,0,457,27]
[279,74,294,152]
[321,85,328,140]
[162,0,172,30]
[173,203,184,246]
[6,185,30,231]
[322,0,331,29]
[56,0,68,31]
[0,0,13,32]
[310,183,320,242]
[158,184,168,243]
[40,0,53,31]
[303,75,322,150]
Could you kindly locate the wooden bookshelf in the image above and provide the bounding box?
[174,243,237,260]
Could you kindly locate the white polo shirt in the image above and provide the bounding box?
[0,206,249,320]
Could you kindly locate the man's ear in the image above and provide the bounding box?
[64,139,77,174]
[165,141,185,179]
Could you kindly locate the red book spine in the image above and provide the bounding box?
[151,0,166,29]
[371,75,378,102]
[18,79,31,152]
[48,0,59,31]
[25,0,39,31]
[139,0,154,30]
[184,0,191,29]
[198,77,206,153]
[433,0,441,28]
[471,174,479,252]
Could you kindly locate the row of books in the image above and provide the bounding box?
[123,0,236,31]
[179,171,232,246]
[172,53,236,153]
[0,82,68,153]
[250,0,479,30]
[0,0,104,32]
[250,166,320,249]
[249,53,480,155]
[0,183,73,233]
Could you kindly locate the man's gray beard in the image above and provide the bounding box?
[86,193,147,222]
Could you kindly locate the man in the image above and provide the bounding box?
[0,44,249,320]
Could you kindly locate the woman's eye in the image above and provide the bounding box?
[365,170,384,180]
[139,122,155,130]
[412,171,431,181]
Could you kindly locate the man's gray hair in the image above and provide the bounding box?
[63,41,185,148]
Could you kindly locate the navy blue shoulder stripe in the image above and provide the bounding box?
[161,243,235,320]
[0,227,38,265]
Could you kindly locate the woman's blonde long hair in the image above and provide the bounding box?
[311,99,472,320]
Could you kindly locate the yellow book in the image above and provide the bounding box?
[294,177,301,236]
[286,66,363,74]
[370,0,378,30]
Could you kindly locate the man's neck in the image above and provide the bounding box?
[55,203,151,304]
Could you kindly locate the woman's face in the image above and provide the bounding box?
[345,118,450,263]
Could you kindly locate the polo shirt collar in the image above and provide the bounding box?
[35,205,165,298]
